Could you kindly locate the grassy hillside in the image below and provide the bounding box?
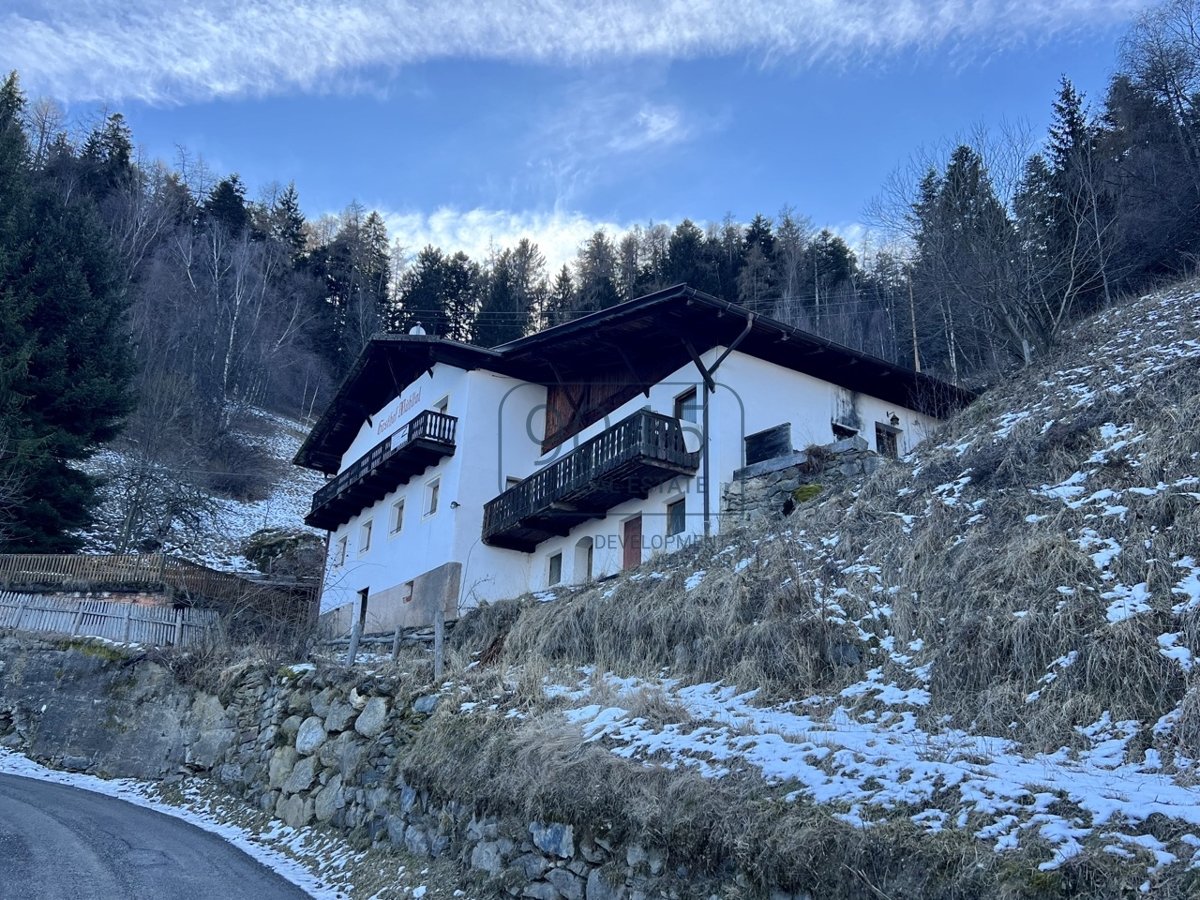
[413,279,1200,898]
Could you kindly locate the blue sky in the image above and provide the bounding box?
[3,1,1148,267]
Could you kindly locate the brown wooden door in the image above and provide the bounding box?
[622,516,642,570]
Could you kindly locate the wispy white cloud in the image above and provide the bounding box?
[3,1,1148,103]
[378,206,631,272]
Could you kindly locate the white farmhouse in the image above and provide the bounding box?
[295,284,971,634]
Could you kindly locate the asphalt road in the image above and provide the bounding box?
[0,773,314,900]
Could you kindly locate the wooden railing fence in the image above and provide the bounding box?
[0,590,218,647]
[0,553,315,613]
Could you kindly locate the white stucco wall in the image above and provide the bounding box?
[313,346,948,627]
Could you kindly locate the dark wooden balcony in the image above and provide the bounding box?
[305,410,457,530]
[482,409,700,551]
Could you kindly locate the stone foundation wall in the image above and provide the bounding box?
[721,437,884,522]
[0,637,806,900]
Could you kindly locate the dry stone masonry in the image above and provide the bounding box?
[0,637,809,900]
[721,436,884,522]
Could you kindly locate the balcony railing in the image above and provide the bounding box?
[482,409,700,551]
[306,410,457,530]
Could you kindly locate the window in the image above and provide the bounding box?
[667,498,686,536]
[359,519,373,553]
[548,552,563,586]
[505,475,522,489]
[875,423,900,459]
[674,387,700,423]
[434,395,449,414]
[425,478,440,516]
[335,535,348,566]
[390,499,405,534]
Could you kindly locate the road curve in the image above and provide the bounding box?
[0,773,313,900]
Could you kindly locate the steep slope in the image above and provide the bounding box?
[80,409,325,572]
[425,280,1200,897]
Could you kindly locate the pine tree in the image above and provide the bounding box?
[269,182,308,265]
[0,73,134,550]
[205,174,250,235]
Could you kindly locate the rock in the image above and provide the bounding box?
[281,715,303,736]
[412,694,440,714]
[510,852,551,880]
[277,793,313,829]
[324,700,355,733]
[354,696,388,738]
[586,868,626,900]
[399,783,419,814]
[281,754,317,795]
[404,825,431,856]
[547,868,585,900]
[522,883,561,900]
[626,844,647,869]
[310,687,335,718]
[579,836,605,864]
[295,716,328,755]
[530,821,574,859]
[318,730,365,774]
[268,746,298,789]
[314,773,344,822]
[386,817,407,846]
[467,815,500,842]
[471,840,505,875]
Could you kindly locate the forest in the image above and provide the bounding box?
[2,0,1200,552]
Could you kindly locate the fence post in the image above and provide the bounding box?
[122,603,133,643]
[391,625,402,661]
[13,596,28,630]
[346,620,362,667]
[433,602,445,682]
[70,605,84,636]
[173,608,184,646]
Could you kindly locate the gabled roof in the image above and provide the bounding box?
[294,336,505,473]
[296,284,975,474]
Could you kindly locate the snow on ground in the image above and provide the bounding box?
[543,671,1200,880]
[81,408,326,573]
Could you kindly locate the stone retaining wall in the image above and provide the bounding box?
[721,437,884,522]
[0,637,806,900]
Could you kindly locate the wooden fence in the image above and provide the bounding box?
[0,590,218,647]
[0,553,316,615]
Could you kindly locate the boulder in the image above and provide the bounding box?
[295,716,327,755]
[530,821,574,859]
[281,754,317,795]
[586,868,627,900]
[324,700,355,733]
[547,867,585,900]
[267,745,297,789]
[314,773,344,822]
[354,696,388,738]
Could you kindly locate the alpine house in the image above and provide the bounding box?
[294,284,972,635]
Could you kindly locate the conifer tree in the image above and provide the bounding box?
[0,73,134,550]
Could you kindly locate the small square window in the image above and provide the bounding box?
[390,499,405,534]
[548,552,563,586]
[505,475,522,489]
[667,498,686,536]
[875,423,900,459]
[434,395,449,414]
[359,520,373,553]
[335,535,348,566]
[674,387,699,423]
[425,478,440,516]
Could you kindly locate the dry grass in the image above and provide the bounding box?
[445,280,1200,757]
